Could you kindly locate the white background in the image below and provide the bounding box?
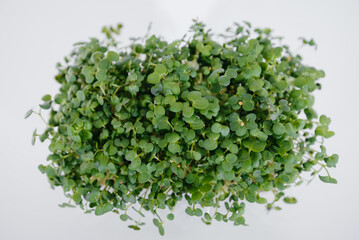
[1,0,358,239]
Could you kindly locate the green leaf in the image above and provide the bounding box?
[39,101,52,110]
[256,197,267,204]
[185,207,194,216]
[125,150,137,161]
[182,104,194,118]
[199,184,212,193]
[94,206,104,216]
[131,158,141,168]
[170,102,183,112]
[190,151,201,161]
[24,109,33,119]
[241,159,252,172]
[120,214,128,221]
[273,123,285,135]
[193,97,209,109]
[168,142,181,153]
[166,133,180,143]
[32,128,37,145]
[197,42,212,56]
[228,144,239,154]
[223,171,235,181]
[204,213,212,221]
[187,91,202,101]
[41,94,52,101]
[283,197,297,204]
[157,193,166,203]
[201,45,212,56]
[203,139,217,151]
[221,126,230,136]
[73,192,82,203]
[319,175,337,184]
[195,208,203,216]
[158,225,165,236]
[45,166,56,177]
[144,143,154,153]
[138,172,150,183]
[154,105,165,116]
[38,164,46,174]
[225,68,237,78]
[219,75,230,86]
[242,139,266,152]
[167,213,175,220]
[242,100,254,111]
[192,191,203,201]
[226,153,237,163]
[211,123,222,133]
[58,203,75,208]
[103,203,114,213]
[294,76,308,88]
[148,73,161,84]
[165,82,180,95]
[128,225,141,230]
[153,218,160,227]
[293,98,307,110]
[96,70,107,81]
[76,90,85,101]
[319,115,331,125]
[325,154,339,168]
[82,66,95,83]
[164,95,176,104]
[98,59,110,70]
[315,125,335,138]
[251,63,262,77]
[155,64,167,75]
[106,51,119,61]
[222,160,233,171]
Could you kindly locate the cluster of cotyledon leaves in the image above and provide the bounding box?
[26,21,338,235]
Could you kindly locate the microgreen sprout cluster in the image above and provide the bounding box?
[27,21,338,235]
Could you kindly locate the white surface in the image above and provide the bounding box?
[0,0,358,239]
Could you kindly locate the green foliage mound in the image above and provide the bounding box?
[27,21,338,235]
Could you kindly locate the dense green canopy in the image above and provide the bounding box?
[27,21,338,235]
